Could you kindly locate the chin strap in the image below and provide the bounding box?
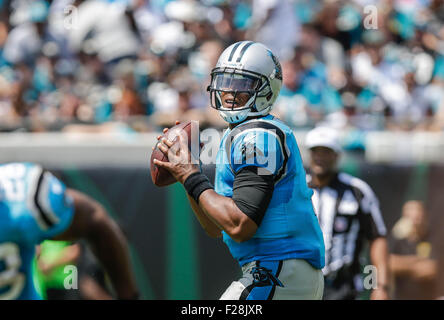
[219,109,250,123]
[248,105,272,117]
[220,104,273,124]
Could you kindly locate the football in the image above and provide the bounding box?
[150,120,198,187]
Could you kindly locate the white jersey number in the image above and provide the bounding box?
[0,163,27,202]
[0,243,25,300]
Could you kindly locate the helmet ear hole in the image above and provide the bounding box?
[266,92,273,101]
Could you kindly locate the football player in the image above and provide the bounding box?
[0,162,138,300]
[154,41,325,300]
[305,127,390,300]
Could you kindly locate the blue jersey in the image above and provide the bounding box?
[215,115,325,269]
[0,163,74,300]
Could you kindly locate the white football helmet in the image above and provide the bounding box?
[207,41,283,124]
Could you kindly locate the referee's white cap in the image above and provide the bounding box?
[305,126,342,153]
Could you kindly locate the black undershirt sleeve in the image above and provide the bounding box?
[232,166,275,227]
[360,212,385,241]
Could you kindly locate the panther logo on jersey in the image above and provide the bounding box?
[241,140,265,163]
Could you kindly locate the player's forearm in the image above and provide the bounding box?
[370,237,390,289]
[86,210,139,299]
[198,189,256,242]
[56,190,139,299]
[80,276,113,300]
[389,254,420,276]
[186,193,222,238]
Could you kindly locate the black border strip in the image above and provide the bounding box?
[34,170,55,228]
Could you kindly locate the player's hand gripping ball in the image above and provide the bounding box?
[150,120,199,187]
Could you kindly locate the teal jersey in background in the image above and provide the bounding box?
[0,162,74,300]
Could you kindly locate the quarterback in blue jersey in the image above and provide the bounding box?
[0,162,138,300]
[154,41,325,300]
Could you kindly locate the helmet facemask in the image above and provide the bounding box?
[207,67,271,124]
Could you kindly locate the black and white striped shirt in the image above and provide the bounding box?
[307,172,387,282]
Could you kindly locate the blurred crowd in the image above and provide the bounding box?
[1,0,444,134]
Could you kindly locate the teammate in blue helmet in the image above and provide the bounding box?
[0,162,138,300]
[154,41,325,300]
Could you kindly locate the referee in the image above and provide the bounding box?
[305,127,390,300]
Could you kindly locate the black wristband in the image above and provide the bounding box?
[184,172,213,203]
